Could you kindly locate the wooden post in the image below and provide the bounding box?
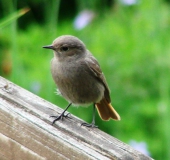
[0,76,153,160]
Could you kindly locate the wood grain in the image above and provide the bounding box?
[0,76,153,160]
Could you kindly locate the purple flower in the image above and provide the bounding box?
[73,10,95,30]
[120,0,138,5]
[129,140,150,156]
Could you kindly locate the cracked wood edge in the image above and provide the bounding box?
[0,76,153,160]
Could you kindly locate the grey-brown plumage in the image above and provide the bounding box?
[43,35,120,127]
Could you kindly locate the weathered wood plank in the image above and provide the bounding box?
[0,76,153,160]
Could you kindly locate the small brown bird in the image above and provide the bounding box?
[43,35,120,127]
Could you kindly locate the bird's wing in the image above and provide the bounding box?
[84,55,111,103]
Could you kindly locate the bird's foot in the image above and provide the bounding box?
[81,122,98,128]
[50,113,71,125]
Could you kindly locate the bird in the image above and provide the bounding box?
[43,35,120,127]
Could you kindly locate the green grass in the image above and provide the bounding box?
[1,1,170,159]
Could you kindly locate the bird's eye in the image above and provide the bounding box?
[60,46,69,52]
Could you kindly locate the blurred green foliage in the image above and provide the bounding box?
[1,0,170,159]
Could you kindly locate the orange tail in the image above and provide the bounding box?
[95,98,121,121]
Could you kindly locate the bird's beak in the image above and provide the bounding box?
[43,45,54,50]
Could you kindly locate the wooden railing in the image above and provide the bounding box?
[0,76,153,160]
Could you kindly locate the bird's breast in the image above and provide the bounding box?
[50,58,104,105]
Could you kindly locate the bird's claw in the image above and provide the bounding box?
[81,122,98,128]
[50,112,71,125]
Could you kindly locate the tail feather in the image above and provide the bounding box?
[95,98,120,121]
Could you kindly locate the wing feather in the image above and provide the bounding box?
[84,55,111,103]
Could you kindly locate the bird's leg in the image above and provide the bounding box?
[81,104,98,128]
[50,103,72,125]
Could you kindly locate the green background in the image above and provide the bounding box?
[1,0,170,159]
